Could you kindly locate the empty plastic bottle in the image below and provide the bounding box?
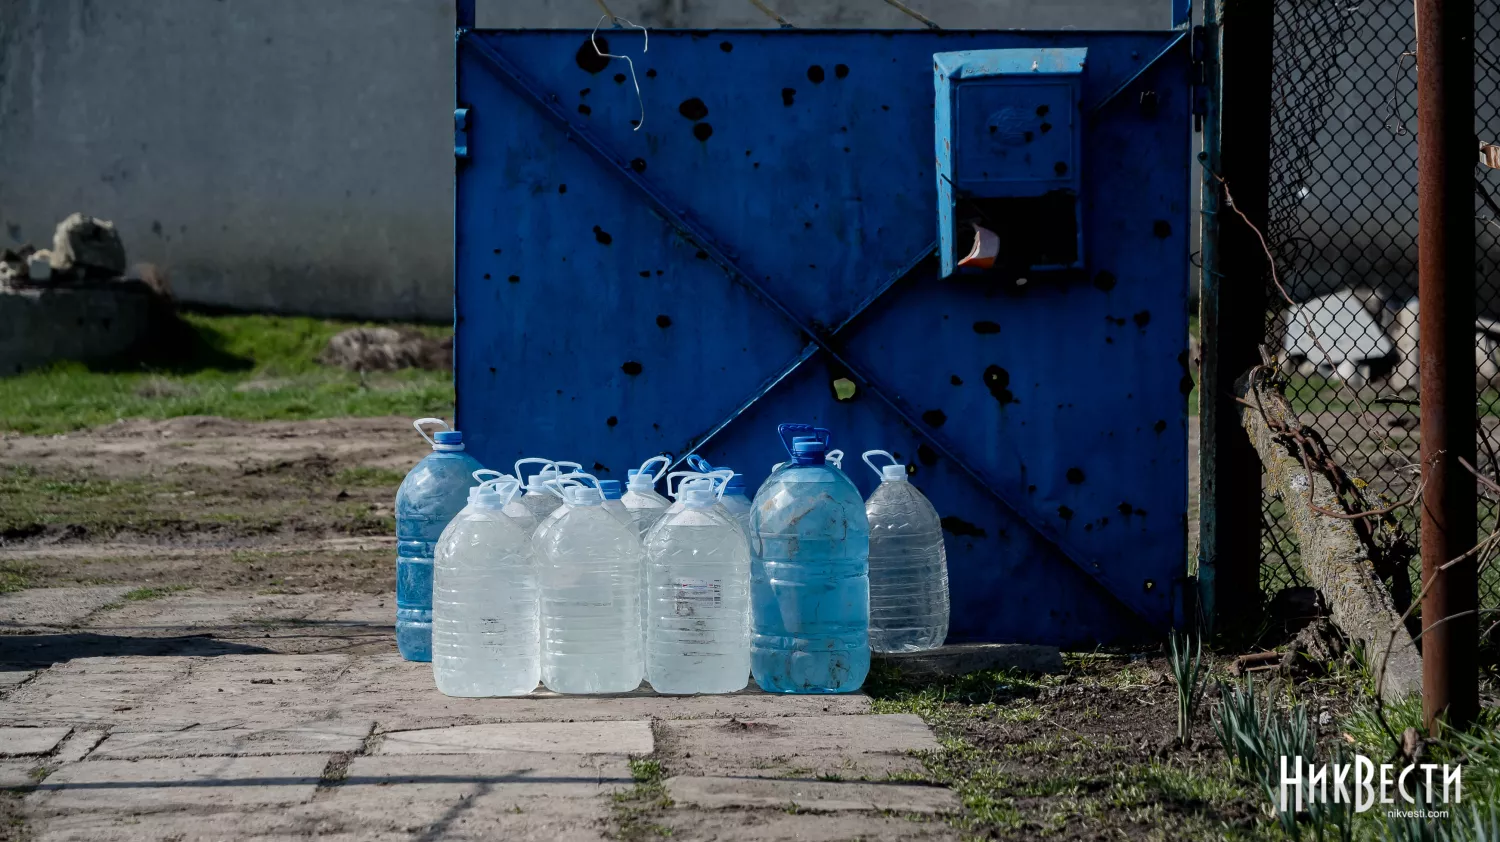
[432,475,540,697]
[598,480,634,527]
[749,425,870,693]
[642,476,751,694]
[514,458,581,524]
[395,418,485,662]
[535,474,645,694]
[620,456,672,540]
[861,450,950,653]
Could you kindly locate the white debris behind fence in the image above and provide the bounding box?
[1281,289,1394,385]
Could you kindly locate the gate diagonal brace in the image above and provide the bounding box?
[461,32,1166,628]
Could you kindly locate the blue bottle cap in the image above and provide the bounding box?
[598,479,623,499]
[433,431,463,445]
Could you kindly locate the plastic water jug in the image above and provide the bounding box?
[514,458,581,523]
[642,475,751,694]
[598,479,634,527]
[432,474,540,697]
[749,425,870,693]
[684,455,751,535]
[535,474,645,694]
[621,456,672,539]
[394,418,485,662]
[861,450,950,653]
[464,469,540,538]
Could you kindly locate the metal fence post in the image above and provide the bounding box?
[1199,0,1272,634]
[1416,0,1478,733]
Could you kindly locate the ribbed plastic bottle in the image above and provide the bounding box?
[749,425,870,693]
[620,456,672,539]
[642,476,751,694]
[431,475,540,697]
[535,475,645,694]
[394,418,484,662]
[860,450,950,653]
[718,473,752,535]
[514,458,581,524]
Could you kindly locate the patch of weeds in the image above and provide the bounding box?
[612,757,672,841]
[333,466,406,489]
[0,561,34,594]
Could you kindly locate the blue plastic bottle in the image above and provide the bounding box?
[748,425,871,693]
[395,418,484,662]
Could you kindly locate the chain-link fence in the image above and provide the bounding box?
[1259,0,1500,633]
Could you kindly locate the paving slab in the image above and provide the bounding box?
[659,808,958,841]
[26,754,329,814]
[0,759,41,789]
[0,667,36,693]
[52,729,107,763]
[659,714,938,778]
[0,587,131,631]
[92,720,373,759]
[874,643,1064,679]
[376,721,652,756]
[335,655,871,729]
[667,775,958,813]
[0,726,71,756]
[88,592,391,656]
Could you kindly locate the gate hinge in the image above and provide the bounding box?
[455,107,471,161]
[1190,25,1208,131]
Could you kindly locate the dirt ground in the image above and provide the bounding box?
[0,416,422,595]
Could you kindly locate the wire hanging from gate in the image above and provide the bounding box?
[748,0,796,28]
[880,0,941,30]
[590,14,648,131]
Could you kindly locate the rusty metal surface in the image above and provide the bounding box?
[1416,0,1479,729]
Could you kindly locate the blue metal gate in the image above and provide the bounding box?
[454,19,1192,646]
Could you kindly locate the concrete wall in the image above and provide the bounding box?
[0,0,1164,322]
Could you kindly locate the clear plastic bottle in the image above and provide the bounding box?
[621,456,672,539]
[464,469,540,539]
[749,426,870,694]
[394,419,484,662]
[432,475,540,697]
[717,472,752,535]
[514,458,581,524]
[535,476,645,694]
[860,450,950,653]
[642,477,751,694]
[598,480,634,527]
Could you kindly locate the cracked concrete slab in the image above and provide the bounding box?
[666,775,958,813]
[376,721,652,756]
[92,720,373,759]
[659,714,938,778]
[0,726,71,756]
[26,754,329,814]
[0,587,131,631]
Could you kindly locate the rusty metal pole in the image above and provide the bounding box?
[1417,0,1478,733]
[1199,0,1272,635]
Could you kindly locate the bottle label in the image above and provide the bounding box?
[672,577,722,616]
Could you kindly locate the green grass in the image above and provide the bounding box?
[120,585,189,602]
[0,313,453,434]
[613,757,672,841]
[0,560,34,594]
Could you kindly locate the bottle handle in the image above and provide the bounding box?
[637,454,671,482]
[685,454,714,474]
[412,417,450,448]
[471,468,505,485]
[666,470,702,499]
[513,457,554,485]
[862,449,899,479]
[706,469,734,499]
[476,475,523,508]
[827,449,844,469]
[776,423,831,457]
